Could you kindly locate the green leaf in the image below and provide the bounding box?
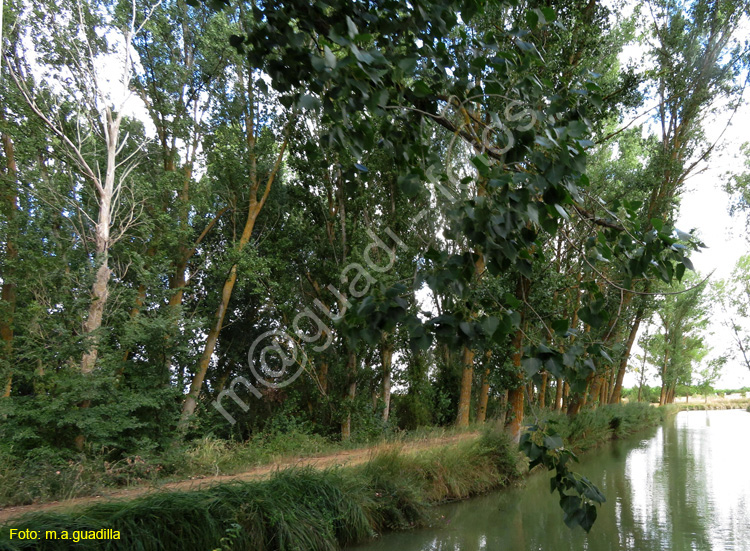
[544,356,564,378]
[345,15,358,38]
[551,319,569,335]
[229,34,245,52]
[298,94,320,110]
[675,228,692,241]
[310,56,327,72]
[540,7,556,22]
[554,203,570,221]
[515,40,538,54]
[397,173,422,197]
[398,57,419,72]
[526,10,539,28]
[324,45,337,69]
[522,357,543,377]
[581,504,598,532]
[567,120,587,138]
[481,316,500,338]
[412,80,432,98]
[676,262,686,281]
[544,434,563,449]
[560,495,581,515]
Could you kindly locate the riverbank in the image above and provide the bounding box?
[670,399,750,411]
[0,403,667,551]
[0,425,480,510]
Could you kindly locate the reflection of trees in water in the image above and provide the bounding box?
[352,412,750,551]
[666,414,711,550]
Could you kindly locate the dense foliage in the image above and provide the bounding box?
[1,0,748,535]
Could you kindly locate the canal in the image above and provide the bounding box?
[351,409,750,551]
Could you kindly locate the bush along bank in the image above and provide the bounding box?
[0,403,665,551]
[671,400,750,411]
[546,401,670,454]
[0,429,519,551]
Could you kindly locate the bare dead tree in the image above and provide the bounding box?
[4,0,161,447]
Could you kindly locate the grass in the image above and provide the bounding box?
[0,427,520,551]
[0,425,482,509]
[535,402,669,453]
[0,403,668,550]
[0,404,668,551]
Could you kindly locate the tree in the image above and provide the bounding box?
[694,355,725,402]
[644,276,709,405]
[1,0,737,534]
[5,0,163,447]
[715,255,750,373]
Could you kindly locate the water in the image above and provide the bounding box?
[351,410,750,551]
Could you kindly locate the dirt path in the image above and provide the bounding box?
[0,432,479,523]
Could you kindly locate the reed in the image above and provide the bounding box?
[0,428,519,551]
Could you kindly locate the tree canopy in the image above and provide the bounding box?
[1,0,748,533]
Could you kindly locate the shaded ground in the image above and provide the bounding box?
[0,432,479,523]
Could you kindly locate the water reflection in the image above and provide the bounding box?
[350,410,750,551]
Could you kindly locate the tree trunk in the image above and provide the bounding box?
[318,360,329,394]
[610,307,644,403]
[381,339,393,422]
[659,382,667,406]
[506,323,525,443]
[180,130,289,426]
[659,348,670,406]
[497,389,509,427]
[567,373,593,416]
[1,123,18,399]
[456,244,488,427]
[341,351,357,440]
[476,352,492,424]
[80,256,111,374]
[538,371,548,409]
[456,346,475,427]
[587,375,603,409]
[75,113,124,450]
[80,112,120,375]
[554,377,563,411]
[506,386,524,444]
[637,342,648,402]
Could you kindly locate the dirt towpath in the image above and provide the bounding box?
[0,432,480,523]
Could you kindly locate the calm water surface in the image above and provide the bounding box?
[351,410,750,551]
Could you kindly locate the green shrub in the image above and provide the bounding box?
[0,430,521,551]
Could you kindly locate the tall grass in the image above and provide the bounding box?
[0,403,666,550]
[0,425,487,509]
[0,429,333,509]
[540,402,667,453]
[0,428,519,551]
